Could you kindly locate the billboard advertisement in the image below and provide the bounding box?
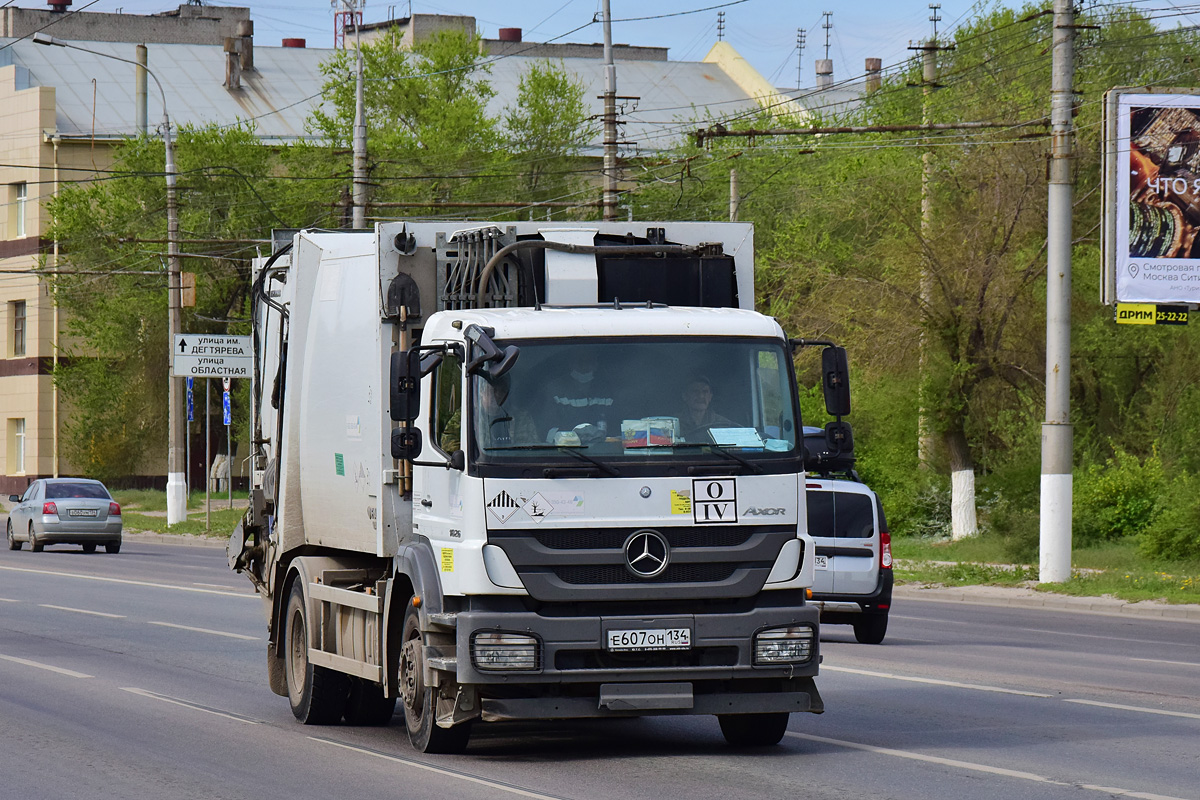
[1106,91,1200,305]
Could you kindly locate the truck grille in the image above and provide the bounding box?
[489,524,797,603]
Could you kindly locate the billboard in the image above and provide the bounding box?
[1103,90,1200,306]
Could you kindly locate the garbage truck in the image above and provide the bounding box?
[228,220,853,753]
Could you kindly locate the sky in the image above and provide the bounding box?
[81,0,989,88]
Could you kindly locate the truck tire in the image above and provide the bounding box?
[285,582,349,724]
[399,602,471,753]
[718,712,790,747]
[343,677,396,726]
[853,612,888,645]
[7,521,20,550]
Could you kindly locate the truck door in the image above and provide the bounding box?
[412,352,465,549]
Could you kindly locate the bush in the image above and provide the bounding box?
[1138,473,1200,561]
[1073,448,1165,546]
[899,480,952,539]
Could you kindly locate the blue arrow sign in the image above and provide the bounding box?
[223,391,232,426]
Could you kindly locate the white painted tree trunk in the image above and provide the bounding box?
[951,468,978,540]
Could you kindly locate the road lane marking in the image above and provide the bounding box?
[193,583,243,590]
[120,687,261,724]
[0,597,18,602]
[0,563,254,599]
[1064,699,1200,721]
[310,737,570,800]
[1132,657,1200,668]
[0,653,92,679]
[821,665,1053,697]
[39,604,125,619]
[786,732,1190,800]
[1019,627,1200,648]
[146,621,258,640]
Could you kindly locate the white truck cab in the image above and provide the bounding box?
[230,221,855,752]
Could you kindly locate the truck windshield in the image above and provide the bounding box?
[470,337,800,472]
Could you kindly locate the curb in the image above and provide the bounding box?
[893,584,1200,623]
[124,531,228,549]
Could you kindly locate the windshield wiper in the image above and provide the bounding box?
[483,444,621,477]
[671,442,764,474]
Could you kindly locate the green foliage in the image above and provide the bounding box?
[1073,448,1165,546]
[1138,473,1200,561]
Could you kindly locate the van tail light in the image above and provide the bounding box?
[42,501,58,515]
[880,530,892,569]
[109,502,121,516]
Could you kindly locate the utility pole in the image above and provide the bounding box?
[729,169,739,221]
[349,0,368,229]
[717,11,725,41]
[910,3,951,471]
[796,29,806,87]
[601,0,618,221]
[822,12,832,60]
[1041,0,1075,583]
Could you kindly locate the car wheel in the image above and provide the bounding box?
[104,541,121,554]
[284,581,348,724]
[7,520,19,551]
[82,543,97,554]
[399,601,471,753]
[718,712,790,747]
[853,612,888,645]
[29,526,43,553]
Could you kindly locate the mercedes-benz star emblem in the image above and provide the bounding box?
[623,529,670,578]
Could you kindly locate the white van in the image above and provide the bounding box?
[805,477,893,644]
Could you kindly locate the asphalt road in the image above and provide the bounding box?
[1,537,1197,800]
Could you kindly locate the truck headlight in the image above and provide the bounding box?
[753,625,815,665]
[471,632,540,671]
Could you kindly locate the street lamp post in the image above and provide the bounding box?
[35,34,187,524]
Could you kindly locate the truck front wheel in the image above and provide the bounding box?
[718,712,790,747]
[285,582,348,724]
[399,602,471,753]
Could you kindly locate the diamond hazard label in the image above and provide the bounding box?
[486,490,520,523]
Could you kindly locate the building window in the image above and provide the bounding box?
[14,182,27,238]
[11,300,26,357]
[7,419,25,475]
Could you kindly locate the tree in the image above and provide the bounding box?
[47,123,289,481]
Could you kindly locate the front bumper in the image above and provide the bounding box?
[451,593,823,720]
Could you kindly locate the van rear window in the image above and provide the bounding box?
[805,490,874,538]
[45,483,110,500]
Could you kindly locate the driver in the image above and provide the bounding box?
[678,374,734,442]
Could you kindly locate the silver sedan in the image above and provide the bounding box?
[7,478,123,554]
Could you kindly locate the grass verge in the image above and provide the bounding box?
[122,507,245,536]
[894,534,1200,605]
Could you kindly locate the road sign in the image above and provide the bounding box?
[186,377,194,422]
[223,390,232,426]
[222,377,231,392]
[172,334,252,378]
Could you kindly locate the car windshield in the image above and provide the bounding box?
[45,482,110,500]
[471,336,799,470]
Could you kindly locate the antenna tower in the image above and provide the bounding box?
[717,11,725,41]
[333,0,364,49]
[822,11,832,60]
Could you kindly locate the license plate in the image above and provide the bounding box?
[814,555,829,570]
[68,509,98,517]
[606,628,691,651]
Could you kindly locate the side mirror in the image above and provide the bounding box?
[390,349,421,422]
[391,426,423,460]
[822,346,851,417]
[824,420,854,456]
[8,494,20,503]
